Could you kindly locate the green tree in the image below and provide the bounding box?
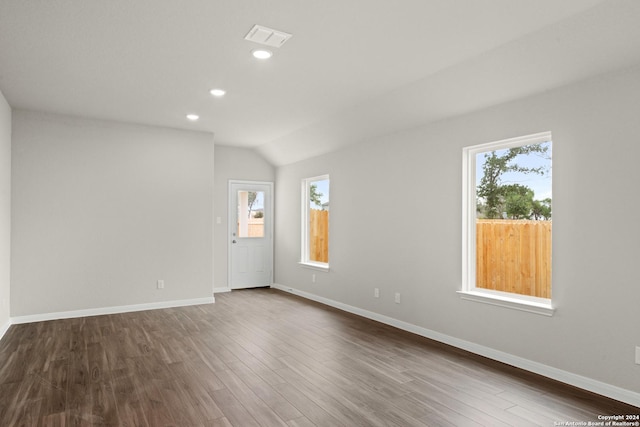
[310,184,323,208]
[477,144,549,219]
[503,184,534,219]
[247,191,257,218]
[531,198,552,220]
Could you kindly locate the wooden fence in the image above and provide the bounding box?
[310,209,329,263]
[476,219,551,298]
[237,218,264,238]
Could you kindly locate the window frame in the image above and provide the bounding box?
[299,174,330,271]
[459,132,554,316]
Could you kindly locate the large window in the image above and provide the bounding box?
[301,175,330,269]
[461,132,553,315]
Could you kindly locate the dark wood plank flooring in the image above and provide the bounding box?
[0,288,638,426]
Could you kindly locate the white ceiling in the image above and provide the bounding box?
[1,0,640,166]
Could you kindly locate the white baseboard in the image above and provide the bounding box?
[10,296,215,325]
[271,283,640,408]
[0,319,10,342]
[213,286,231,293]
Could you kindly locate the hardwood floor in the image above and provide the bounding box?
[0,288,637,426]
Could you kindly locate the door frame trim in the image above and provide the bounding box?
[227,180,274,289]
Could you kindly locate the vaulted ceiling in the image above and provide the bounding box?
[1,0,640,166]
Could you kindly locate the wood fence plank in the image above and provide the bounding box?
[476,220,551,298]
[310,210,329,263]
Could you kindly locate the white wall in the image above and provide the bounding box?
[213,145,275,291]
[275,66,640,397]
[11,111,215,317]
[0,90,10,335]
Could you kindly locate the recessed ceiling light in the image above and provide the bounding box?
[210,88,226,97]
[252,49,273,60]
[186,114,199,121]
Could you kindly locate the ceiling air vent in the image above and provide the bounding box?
[244,25,292,48]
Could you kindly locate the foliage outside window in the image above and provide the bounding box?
[301,175,330,269]
[461,132,553,314]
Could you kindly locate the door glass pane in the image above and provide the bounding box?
[237,190,265,238]
[309,179,329,263]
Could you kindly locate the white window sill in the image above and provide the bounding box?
[298,261,330,272]
[457,290,555,316]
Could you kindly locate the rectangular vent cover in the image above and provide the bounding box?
[244,24,292,48]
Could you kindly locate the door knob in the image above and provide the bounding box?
[232,240,237,244]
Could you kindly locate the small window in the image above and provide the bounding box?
[237,190,264,238]
[301,175,330,269]
[460,132,553,315]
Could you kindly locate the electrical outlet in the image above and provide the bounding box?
[312,274,316,283]
[395,292,401,304]
[374,288,379,298]
[157,280,165,289]
[636,346,640,365]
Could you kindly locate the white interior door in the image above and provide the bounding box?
[228,181,273,289]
